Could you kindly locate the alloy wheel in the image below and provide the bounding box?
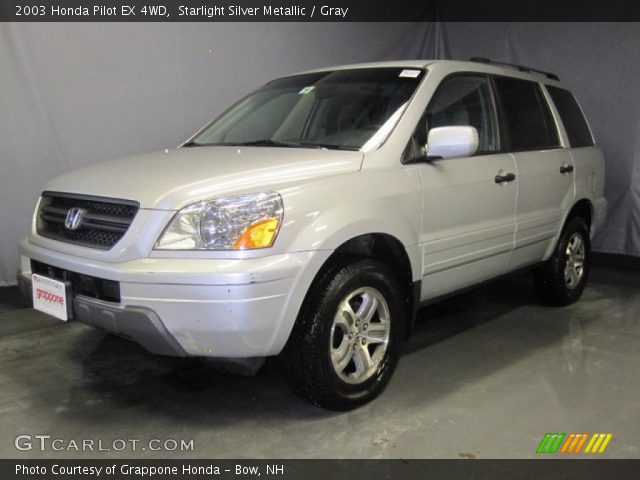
[329,287,391,384]
[564,232,586,289]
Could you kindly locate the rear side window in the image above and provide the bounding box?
[546,86,594,148]
[494,77,560,151]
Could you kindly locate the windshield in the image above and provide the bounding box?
[188,68,425,151]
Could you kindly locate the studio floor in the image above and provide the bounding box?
[0,265,638,459]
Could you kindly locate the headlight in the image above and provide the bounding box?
[155,192,283,250]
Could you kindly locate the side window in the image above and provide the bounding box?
[494,77,560,151]
[546,86,594,148]
[426,75,499,154]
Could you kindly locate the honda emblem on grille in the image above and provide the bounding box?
[64,207,87,230]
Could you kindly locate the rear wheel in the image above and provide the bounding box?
[281,258,404,410]
[534,216,591,306]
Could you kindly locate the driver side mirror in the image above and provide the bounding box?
[426,126,479,160]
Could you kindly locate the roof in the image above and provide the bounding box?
[294,59,561,84]
[297,60,433,74]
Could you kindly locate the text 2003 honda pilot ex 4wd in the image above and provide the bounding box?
[18,59,606,410]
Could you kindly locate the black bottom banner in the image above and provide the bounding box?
[4,459,640,480]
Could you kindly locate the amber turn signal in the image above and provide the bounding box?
[232,217,281,250]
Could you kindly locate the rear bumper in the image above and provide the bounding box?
[19,238,331,358]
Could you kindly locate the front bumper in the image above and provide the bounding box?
[18,273,187,357]
[19,238,330,358]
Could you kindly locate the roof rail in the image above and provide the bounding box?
[469,57,560,81]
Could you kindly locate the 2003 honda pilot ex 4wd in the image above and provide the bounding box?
[18,59,606,410]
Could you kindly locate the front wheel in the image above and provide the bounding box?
[281,258,405,410]
[534,216,591,306]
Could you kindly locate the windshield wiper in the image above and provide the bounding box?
[292,142,359,151]
[229,140,298,148]
[233,140,359,151]
[183,139,358,151]
[182,140,293,148]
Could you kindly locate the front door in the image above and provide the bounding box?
[413,74,517,301]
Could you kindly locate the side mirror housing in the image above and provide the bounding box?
[426,126,479,160]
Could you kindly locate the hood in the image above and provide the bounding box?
[43,146,363,209]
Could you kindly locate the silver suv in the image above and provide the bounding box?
[18,59,606,410]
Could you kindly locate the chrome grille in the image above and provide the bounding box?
[37,192,139,249]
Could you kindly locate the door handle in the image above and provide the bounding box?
[560,164,574,174]
[495,171,516,184]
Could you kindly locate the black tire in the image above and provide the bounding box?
[534,216,591,306]
[281,257,405,411]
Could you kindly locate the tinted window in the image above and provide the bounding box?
[547,86,594,148]
[494,77,560,151]
[426,75,499,153]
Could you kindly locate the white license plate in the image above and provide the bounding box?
[32,273,71,321]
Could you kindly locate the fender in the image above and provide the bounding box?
[266,169,424,354]
[277,167,423,282]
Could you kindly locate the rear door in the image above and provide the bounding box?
[493,76,575,270]
[412,74,518,301]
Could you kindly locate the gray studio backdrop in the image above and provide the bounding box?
[1,22,639,286]
[0,22,439,286]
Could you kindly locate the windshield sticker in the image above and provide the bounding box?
[298,86,315,94]
[399,69,421,78]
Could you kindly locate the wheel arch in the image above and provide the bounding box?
[566,198,594,234]
[295,233,420,344]
[543,198,594,261]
